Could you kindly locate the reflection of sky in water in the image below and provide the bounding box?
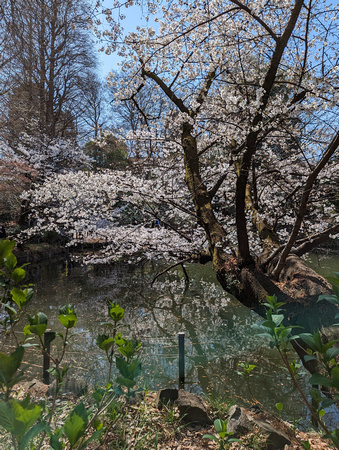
[14,256,339,428]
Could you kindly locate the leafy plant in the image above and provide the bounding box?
[254,290,339,446]
[203,418,241,449]
[0,239,34,346]
[96,302,142,397]
[237,362,257,403]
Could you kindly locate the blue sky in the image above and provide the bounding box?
[96,2,156,77]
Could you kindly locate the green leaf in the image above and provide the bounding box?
[64,403,88,447]
[0,401,15,433]
[11,267,26,284]
[26,312,48,336]
[214,418,226,433]
[4,253,17,272]
[304,355,317,362]
[50,434,63,450]
[58,305,77,329]
[96,335,115,351]
[108,303,124,322]
[318,409,325,418]
[3,303,18,315]
[331,366,339,390]
[0,346,25,386]
[318,294,339,305]
[326,348,339,361]
[11,398,43,441]
[116,376,136,389]
[64,413,85,447]
[11,287,27,309]
[276,403,283,411]
[309,373,333,387]
[19,422,50,450]
[203,434,218,441]
[321,398,336,408]
[0,239,16,262]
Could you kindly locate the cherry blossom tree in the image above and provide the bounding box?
[21,0,339,316]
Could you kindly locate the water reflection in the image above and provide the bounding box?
[17,259,313,420]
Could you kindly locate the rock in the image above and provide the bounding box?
[227,405,291,450]
[227,405,253,436]
[251,419,291,450]
[156,388,178,409]
[176,390,212,425]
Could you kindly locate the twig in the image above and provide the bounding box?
[152,257,192,285]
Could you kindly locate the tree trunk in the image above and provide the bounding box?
[216,252,336,332]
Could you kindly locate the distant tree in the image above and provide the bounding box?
[0,0,97,145]
[79,74,111,140]
[84,131,129,169]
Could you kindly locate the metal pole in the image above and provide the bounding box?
[178,332,185,389]
[43,330,53,385]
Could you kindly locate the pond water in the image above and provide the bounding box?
[7,252,339,426]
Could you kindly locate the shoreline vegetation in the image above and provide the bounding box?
[1,381,334,449]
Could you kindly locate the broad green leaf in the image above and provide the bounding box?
[26,312,48,336]
[11,287,27,309]
[0,401,15,432]
[304,355,317,362]
[50,434,63,450]
[318,294,339,305]
[11,398,43,441]
[58,314,77,329]
[64,403,88,447]
[64,413,85,447]
[309,373,333,387]
[4,253,17,272]
[276,403,283,411]
[108,303,124,322]
[0,239,16,262]
[3,303,18,315]
[321,398,336,408]
[0,346,25,386]
[96,335,114,351]
[203,434,218,441]
[58,305,77,329]
[326,348,339,361]
[115,356,129,378]
[11,267,26,284]
[116,376,136,389]
[18,422,50,450]
[331,366,339,389]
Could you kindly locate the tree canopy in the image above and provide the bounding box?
[3,0,339,308]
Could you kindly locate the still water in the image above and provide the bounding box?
[13,253,339,424]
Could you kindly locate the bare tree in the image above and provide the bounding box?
[1,0,98,145]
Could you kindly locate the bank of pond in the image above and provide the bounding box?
[10,252,339,430]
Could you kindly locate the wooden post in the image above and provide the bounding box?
[43,330,53,385]
[178,332,185,389]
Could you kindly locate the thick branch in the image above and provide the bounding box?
[235,0,304,264]
[293,223,339,256]
[141,67,190,114]
[273,131,339,278]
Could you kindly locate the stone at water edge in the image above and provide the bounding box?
[227,405,292,450]
[176,390,213,425]
[156,388,213,424]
